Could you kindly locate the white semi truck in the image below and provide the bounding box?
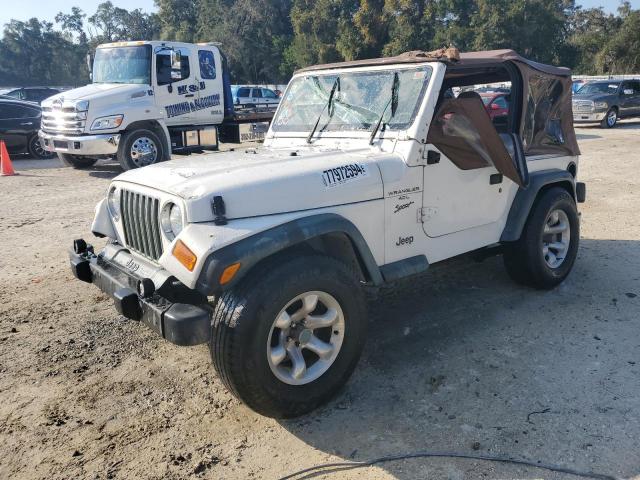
[39,41,274,170]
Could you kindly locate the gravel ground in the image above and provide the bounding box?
[1,122,639,480]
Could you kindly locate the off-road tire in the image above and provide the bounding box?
[600,107,618,128]
[28,135,55,159]
[58,153,97,169]
[210,254,367,418]
[503,187,579,289]
[117,129,164,170]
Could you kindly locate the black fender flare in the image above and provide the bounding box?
[500,169,576,242]
[195,213,384,295]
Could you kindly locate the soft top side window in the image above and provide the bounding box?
[427,94,525,186]
[522,75,565,151]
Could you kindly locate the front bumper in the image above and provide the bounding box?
[69,240,211,346]
[39,130,120,156]
[573,112,606,123]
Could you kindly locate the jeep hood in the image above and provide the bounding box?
[115,147,385,222]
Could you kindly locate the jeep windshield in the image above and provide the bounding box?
[272,66,432,134]
[93,45,152,85]
[576,82,620,95]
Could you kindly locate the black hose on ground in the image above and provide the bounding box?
[277,450,623,480]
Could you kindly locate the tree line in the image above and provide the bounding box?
[0,0,638,87]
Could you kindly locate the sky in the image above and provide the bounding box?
[0,0,638,30]
[0,0,158,29]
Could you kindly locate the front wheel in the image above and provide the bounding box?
[28,135,55,159]
[210,254,367,418]
[117,129,163,170]
[600,108,618,128]
[58,153,97,169]
[503,187,580,289]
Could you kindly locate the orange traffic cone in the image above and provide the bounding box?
[1,140,17,176]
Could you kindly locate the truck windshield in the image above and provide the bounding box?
[272,66,432,134]
[577,82,620,95]
[93,46,151,85]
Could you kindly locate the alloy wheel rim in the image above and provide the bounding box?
[130,137,158,166]
[31,137,47,158]
[542,209,571,268]
[608,110,616,127]
[267,291,345,386]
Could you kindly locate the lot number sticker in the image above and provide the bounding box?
[322,163,368,188]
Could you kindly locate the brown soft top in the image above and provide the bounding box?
[296,47,571,77]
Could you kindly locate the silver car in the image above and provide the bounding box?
[231,86,280,108]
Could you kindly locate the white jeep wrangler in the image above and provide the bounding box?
[70,48,586,418]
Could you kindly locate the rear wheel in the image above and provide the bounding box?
[503,187,579,289]
[600,108,617,128]
[28,135,55,159]
[210,254,367,418]
[58,153,97,169]
[117,129,163,170]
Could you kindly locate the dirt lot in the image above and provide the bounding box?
[1,122,639,480]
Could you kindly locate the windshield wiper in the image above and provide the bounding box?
[307,77,340,144]
[369,72,399,145]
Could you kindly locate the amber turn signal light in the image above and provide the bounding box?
[220,262,241,285]
[172,240,197,271]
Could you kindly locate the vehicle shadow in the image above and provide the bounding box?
[9,156,63,170]
[615,119,640,129]
[575,133,601,140]
[88,161,122,179]
[278,238,640,479]
[576,119,640,130]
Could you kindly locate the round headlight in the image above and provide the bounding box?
[169,204,183,236]
[107,186,120,221]
[161,203,183,239]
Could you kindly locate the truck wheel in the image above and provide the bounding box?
[503,187,579,289]
[117,129,163,170]
[600,108,617,128]
[58,153,97,169]
[28,135,55,159]
[210,254,367,418]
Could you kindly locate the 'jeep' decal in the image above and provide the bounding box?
[322,163,368,188]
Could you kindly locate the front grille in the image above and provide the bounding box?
[572,100,594,113]
[120,189,164,261]
[42,106,86,135]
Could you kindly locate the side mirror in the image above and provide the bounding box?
[491,103,501,110]
[172,50,181,69]
[86,52,94,80]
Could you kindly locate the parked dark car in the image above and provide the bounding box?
[572,79,640,128]
[0,87,61,104]
[0,98,55,158]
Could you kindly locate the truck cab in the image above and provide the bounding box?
[69,48,585,418]
[39,41,246,170]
